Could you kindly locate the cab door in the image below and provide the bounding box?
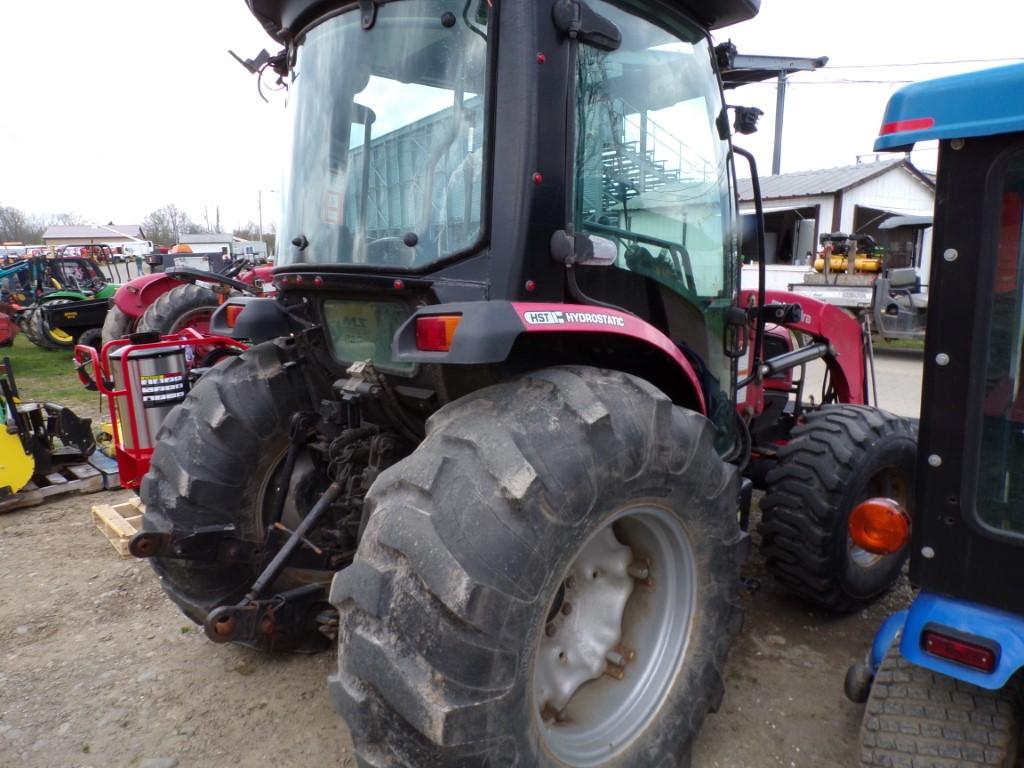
[912,134,1024,614]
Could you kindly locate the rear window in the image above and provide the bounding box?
[322,299,415,375]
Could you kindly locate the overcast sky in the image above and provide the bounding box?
[2,1,1022,234]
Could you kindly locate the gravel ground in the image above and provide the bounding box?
[0,351,924,768]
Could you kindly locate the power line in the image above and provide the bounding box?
[822,57,1024,69]
[742,78,915,86]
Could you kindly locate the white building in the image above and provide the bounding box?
[737,159,936,292]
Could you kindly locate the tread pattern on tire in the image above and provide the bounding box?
[860,646,1020,767]
[101,304,134,345]
[331,366,746,767]
[760,404,917,611]
[23,300,69,350]
[140,338,313,625]
[137,282,219,335]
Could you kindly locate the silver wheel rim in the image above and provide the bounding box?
[533,504,696,766]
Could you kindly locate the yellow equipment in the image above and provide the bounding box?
[814,232,886,274]
[0,411,34,496]
[0,358,95,499]
[813,255,883,273]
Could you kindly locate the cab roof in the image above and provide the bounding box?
[874,63,1024,152]
[246,0,760,43]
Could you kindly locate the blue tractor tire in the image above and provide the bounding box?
[859,646,1021,766]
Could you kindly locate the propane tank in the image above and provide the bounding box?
[813,255,883,273]
[109,343,189,451]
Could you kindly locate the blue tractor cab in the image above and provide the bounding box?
[848,62,1024,765]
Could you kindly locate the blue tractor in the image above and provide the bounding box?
[847,63,1024,765]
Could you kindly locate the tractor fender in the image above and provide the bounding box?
[209,296,296,343]
[393,301,707,414]
[39,290,88,302]
[740,289,867,404]
[112,273,182,320]
[879,592,1024,690]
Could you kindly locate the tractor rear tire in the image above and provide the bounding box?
[20,305,50,350]
[23,301,65,350]
[36,298,76,349]
[760,405,916,612]
[137,283,218,336]
[101,304,134,345]
[859,646,1021,767]
[139,339,320,642]
[330,366,746,767]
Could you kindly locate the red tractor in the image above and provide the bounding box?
[101,261,274,344]
[132,0,916,764]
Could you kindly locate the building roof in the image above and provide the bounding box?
[42,223,144,241]
[737,159,934,202]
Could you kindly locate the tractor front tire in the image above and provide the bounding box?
[860,646,1021,767]
[331,367,746,767]
[101,304,134,345]
[137,283,219,336]
[140,339,320,644]
[77,327,103,352]
[760,404,917,612]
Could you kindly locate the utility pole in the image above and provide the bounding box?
[773,73,787,175]
[258,191,263,243]
[721,53,829,176]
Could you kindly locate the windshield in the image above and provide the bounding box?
[279,0,490,269]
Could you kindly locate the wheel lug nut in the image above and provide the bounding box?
[606,650,626,667]
[561,602,573,616]
[565,576,576,590]
[628,563,650,580]
[545,623,557,637]
[603,662,625,680]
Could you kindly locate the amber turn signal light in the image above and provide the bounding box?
[848,497,910,555]
[224,304,246,328]
[415,315,462,352]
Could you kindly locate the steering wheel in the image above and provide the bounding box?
[224,259,251,279]
[366,236,414,267]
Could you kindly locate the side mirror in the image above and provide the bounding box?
[732,106,763,135]
[550,230,617,267]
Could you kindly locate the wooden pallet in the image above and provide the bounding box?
[0,462,105,514]
[92,497,144,557]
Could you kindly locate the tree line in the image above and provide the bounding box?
[0,203,276,252]
[0,208,84,245]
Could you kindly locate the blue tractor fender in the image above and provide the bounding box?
[871,592,1024,690]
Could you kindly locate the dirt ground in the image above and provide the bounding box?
[0,351,923,768]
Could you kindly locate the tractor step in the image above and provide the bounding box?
[92,497,144,557]
[0,461,106,514]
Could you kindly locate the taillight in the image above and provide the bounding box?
[848,497,910,555]
[879,117,935,136]
[225,304,245,328]
[415,315,462,352]
[923,630,998,673]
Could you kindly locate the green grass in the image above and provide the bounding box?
[2,334,101,411]
[874,337,926,352]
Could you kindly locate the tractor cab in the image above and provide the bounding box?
[849,62,1024,764]
[243,0,768,447]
